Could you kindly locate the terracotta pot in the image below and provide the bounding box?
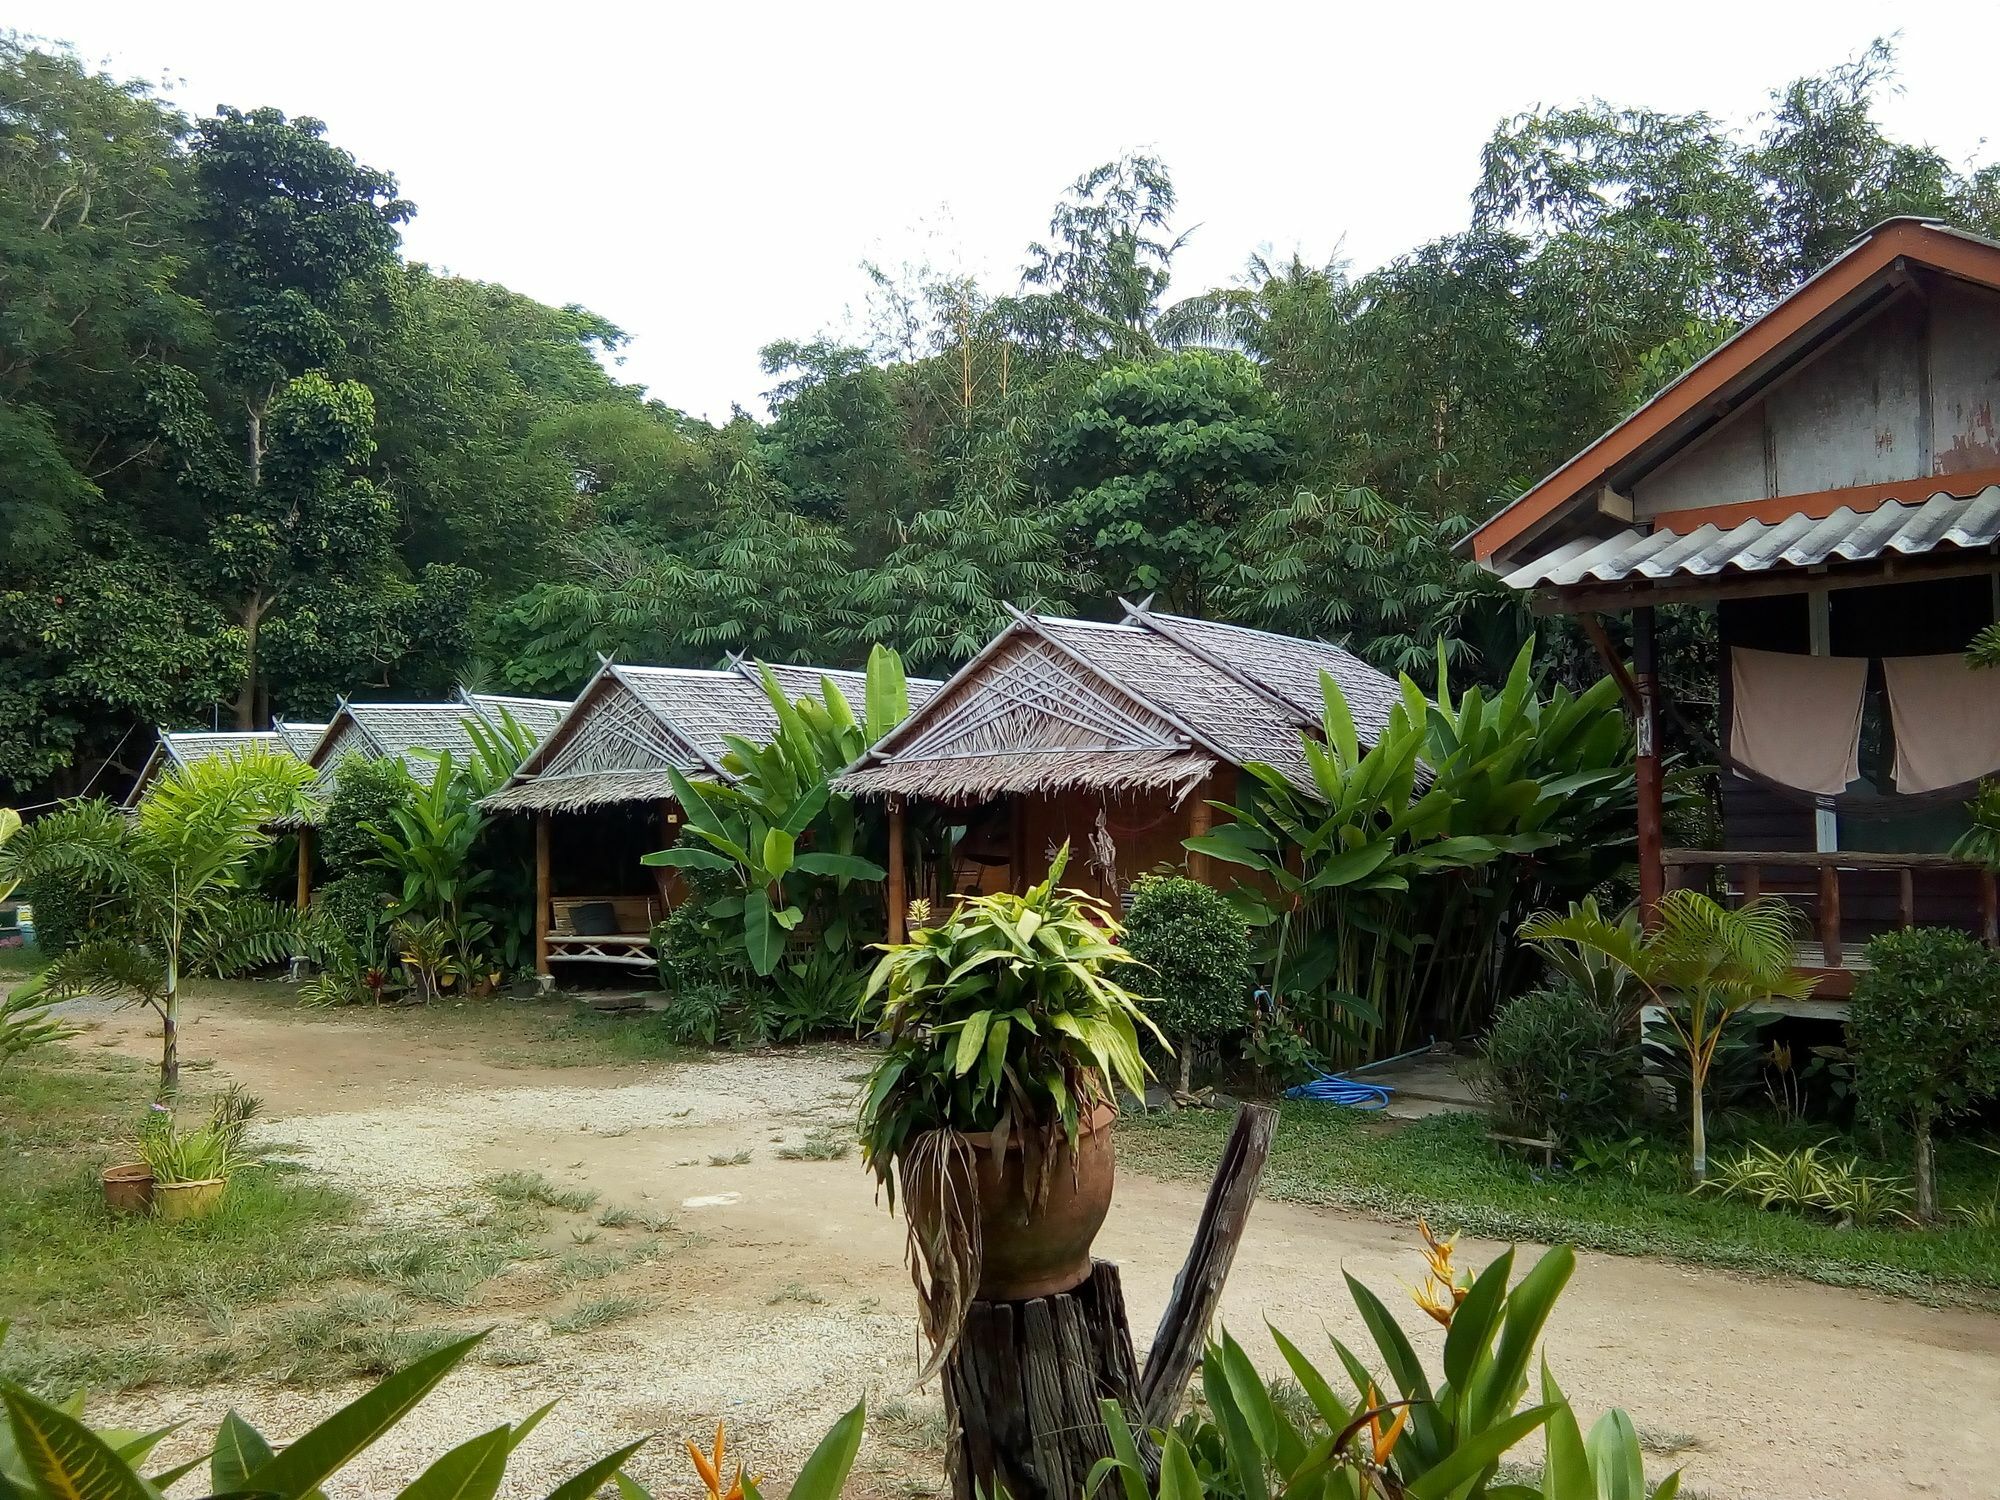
[958,1102,1117,1301]
[152,1177,227,1223]
[101,1162,155,1217]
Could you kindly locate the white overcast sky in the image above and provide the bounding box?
[14,3,2000,420]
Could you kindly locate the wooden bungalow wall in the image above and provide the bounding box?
[1715,574,1994,938]
[1010,768,1239,904]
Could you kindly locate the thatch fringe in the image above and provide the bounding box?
[481,769,686,814]
[836,749,1217,804]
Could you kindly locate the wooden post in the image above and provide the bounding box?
[534,812,552,976]
[294,826,313,912]
[1981,868,1999,948]
[1739,861,1761,906]
[887,798,907,945]
[1185,784,1213,886]
[1632,607,1665,929]
[1897,865,1916,930]
[1818,859,1842,967]
[1010,795,1030,888]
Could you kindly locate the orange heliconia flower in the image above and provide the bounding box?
[1410,1216,1470,1328]
[687,1421,760,1500]
[1364,1384,1408,1466]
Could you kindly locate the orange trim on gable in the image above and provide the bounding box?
[1470,221,2000,564]
[1646,465,2000,536]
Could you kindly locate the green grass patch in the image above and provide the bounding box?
[776,1124,853,1161]
[549,1293,644,1334]
[0,1051,568,1395]
[485,1170,599,1213]
[1122,1104,2000,1307]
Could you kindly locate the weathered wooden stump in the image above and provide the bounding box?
[940,1103,1277,1500]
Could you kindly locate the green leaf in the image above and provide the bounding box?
[639,847,735,872]
[1401,1404,1555,1500]
[1584,1409,1646,1500]
[241,1333,485,1499]
[394,1425,512,1500]
[1203,1342,1269,1500]
[0,1383,159,1500]
[743,891,782,977]
[789,852,885,881]
[212,1410,275,1494]
[784,1402,865,1500]
[1156,1432,1204,1500]
[543,1437,650,1500]
[762,827,796,880]
[953,1011,992,1076]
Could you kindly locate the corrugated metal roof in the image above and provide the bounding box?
[1501,488,2000,591]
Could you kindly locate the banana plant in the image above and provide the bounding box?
[1186,639,1637,1066]
[644,764,882,976]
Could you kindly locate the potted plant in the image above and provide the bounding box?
[859,845,1157,1355]
[137,1087,260,1222]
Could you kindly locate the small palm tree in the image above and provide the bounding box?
[0,752,315,1095]
[1520,890,1813,1180]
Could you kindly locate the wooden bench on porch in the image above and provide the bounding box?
[544,895,661,970]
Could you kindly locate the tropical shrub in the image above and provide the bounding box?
[15,877,93,955]
[0,1329,681,1500]
[0,754,315,1093]
[1096,1227,1679,1500]
[0,986,73,1068]
[1121,873,1254,1094]
[1520,891,1811,1181]
[1700,1140,1914,1228]
[137,1087,259,1186]
[858,845,1156,1177]
[1190,641,1636,1068]
[1849,926,2000,1220]
[1472,982,1639,1145]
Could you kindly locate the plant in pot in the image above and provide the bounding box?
[137,1087,260,1222]
[858,844,1158,1369]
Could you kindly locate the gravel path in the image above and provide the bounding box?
[66,989,2000,1500]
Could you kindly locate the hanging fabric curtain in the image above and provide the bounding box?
[1728,646,1866,795]
[1882,653,2000,795]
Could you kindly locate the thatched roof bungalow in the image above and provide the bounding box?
[481,657,940,974]
[836,602,1402,934]
[124,720,328,809]
[305,690,569,790]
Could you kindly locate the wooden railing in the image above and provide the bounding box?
[1661,848,1999,969]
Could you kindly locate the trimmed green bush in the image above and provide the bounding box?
[1473,982,1639,1145]
[1122,872,1253,1094]
[1850,926,2000,1220]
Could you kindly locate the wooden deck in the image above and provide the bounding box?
[1662,847,1999,1008]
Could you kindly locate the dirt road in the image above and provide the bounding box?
[73,991,2000,1500]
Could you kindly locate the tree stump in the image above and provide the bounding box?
[940,1261,1142,1500]
[940,1102,1277,1500]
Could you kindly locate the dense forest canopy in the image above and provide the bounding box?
[5,35,1997,803]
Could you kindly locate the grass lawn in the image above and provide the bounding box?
[0,1045,677,1397]
[1123,1103,2000,1307]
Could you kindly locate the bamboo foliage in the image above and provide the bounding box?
[1188,641,1636,1065]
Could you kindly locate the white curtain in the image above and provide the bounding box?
[1883,653,2000,794]
[1728,646,1866,795]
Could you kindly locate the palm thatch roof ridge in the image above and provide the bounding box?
[123,728,292,808]
[482,655,941,814]
[836,604,1404,803]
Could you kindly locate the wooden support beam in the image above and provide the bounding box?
[1010,796,1030,888]
[1137,1102,1278,1429]
[534,813,552,976]
[1631,607,1665,928]
[1739,862,1761,905]
[1982,869,1999,949]
[887,798,907,945]
[1819,862,1842,967]
[294,827,313,913]
[1898,866,1916,930]
[1185,786,1213,886]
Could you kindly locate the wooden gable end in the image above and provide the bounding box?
[310,718,378,786]
[888,633,1187,763]
[1635,282,2000,528]
[536,678,703,780]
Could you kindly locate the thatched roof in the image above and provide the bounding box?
[836,602,1403,803]
[482,657,940,814]
[274,720,329,757]
[124,729,292,808]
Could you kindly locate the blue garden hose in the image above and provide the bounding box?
[1284,1073,1394,1110]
